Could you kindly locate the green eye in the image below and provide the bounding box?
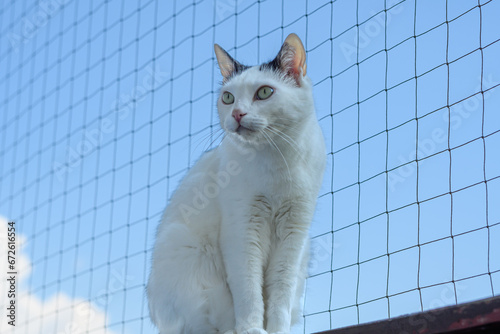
[222,91,234,104]
[256,86,274,100]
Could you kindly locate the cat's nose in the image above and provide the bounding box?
[232,109,247,124]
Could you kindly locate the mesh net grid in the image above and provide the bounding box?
[0,0,499,333]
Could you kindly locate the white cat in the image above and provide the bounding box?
[147,33,326,334]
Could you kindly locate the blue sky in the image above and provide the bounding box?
[1,0,499,333]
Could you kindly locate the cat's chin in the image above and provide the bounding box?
[236,125,254,136]
[228,127,264,145]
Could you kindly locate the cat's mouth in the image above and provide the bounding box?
[235,125,254,136]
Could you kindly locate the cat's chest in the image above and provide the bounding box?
[229,150,309,186]
[232,160,306,199]
[220,167,308,218]
[217,137,323,205]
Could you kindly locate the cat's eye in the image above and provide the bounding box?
[256,86,274,100]
[221,91,234,104]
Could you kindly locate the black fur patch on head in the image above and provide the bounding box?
[259,57,281,73]
[215,44,252,83]
[232,62,251,76]
[258,42,293,77]
[221,61,251,83]
[258,43,300,86]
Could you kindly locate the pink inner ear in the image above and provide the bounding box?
[292,56,307,77]
[291,46,307,77]
[214,44,235,79]
[283,34,307,77]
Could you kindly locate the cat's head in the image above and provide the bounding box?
[214,33,314,146]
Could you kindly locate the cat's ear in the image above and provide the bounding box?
[214,44,244,81]
[276,33,307,83]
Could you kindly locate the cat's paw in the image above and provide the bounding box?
[241,328,268,334]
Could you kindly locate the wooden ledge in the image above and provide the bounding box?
[315,296,500,334]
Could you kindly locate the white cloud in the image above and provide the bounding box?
[0,217,117,334]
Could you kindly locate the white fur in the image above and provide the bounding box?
[147,60,325,334]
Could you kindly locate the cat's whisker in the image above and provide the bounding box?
[271,123,302,138]
[191,127,223,152]
[191,134,211,153]
[194,128,225,152]
[260,129,293,184]
[206,132,225,150]
[266,126,304,160]
[266,126,311,169]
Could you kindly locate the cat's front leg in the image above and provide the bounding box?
[220,205,271,334]
[264,203,313,334]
